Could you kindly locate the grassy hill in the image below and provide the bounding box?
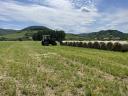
[2,31,27,39]
[1,31,38,40]
[66,30,128,40]
[0,41,128,96]
[0,26,52,40]
[0,27,128,41]
[66,33,85,40]
[0,29,18,35]
[79,30,128,40]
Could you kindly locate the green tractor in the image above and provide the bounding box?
[41,35,57,46]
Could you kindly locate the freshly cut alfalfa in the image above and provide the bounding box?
[113,42,122,51]
[93,42,100,49]
[107,42,113,50]
[100,42,107,50]
[87,42,93,48]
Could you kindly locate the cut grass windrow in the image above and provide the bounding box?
[0,41,128,96]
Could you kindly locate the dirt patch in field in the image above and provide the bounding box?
[44,87,55,96]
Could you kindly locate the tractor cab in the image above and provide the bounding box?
[41,35,57,46]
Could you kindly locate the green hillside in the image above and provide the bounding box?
[2,31,27,39]
[66,33,85,40]
[0,27,128,41]
[0,41,128,96]
[79,30,128,40]
[0,26,65,41]
[66,30,128,40]
[1,31,38,40]
[0,26,53,40]
[0,29,18,35]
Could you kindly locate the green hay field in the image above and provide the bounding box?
[0,41,128,96]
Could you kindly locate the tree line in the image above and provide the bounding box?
[32,29,65,42]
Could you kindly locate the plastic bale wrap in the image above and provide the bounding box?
[93,42,100,49]
[72,42,76,47]
[113,42,122,51]
[121,44,128,52]
[62,42,66,46]
[78,42,83,47]
[83,42,87,48]
[100,42,107,50]
[87,42,93,48]
[107,42,113,51]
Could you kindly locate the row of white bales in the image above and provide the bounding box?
[62,41,128,52]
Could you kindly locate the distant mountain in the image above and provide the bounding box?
[0,26,128,41]
[0,26,59,41]
[66,30,128,40]
[0,29,18,35]
[22,26,51,31]
[78,30,128,40]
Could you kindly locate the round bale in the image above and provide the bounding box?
[87,42,93,48]
[93,42,100,49]
[113,42,122,51]
[100,42,107,50]
[107,42,113,51]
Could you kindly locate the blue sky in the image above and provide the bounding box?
[0,0,128,33]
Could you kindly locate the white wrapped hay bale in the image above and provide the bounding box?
[62,41,128,52]
[121,43,128,52]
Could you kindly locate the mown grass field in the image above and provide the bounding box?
[0,32,27,39]
[0,41,128,96]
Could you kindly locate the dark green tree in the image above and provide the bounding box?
[32,30,65,42]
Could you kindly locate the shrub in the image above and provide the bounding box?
[113,42,122,51]
[32,30,65,41]
[100,42,107,50]
[93,42,100,49]
[87,42,93,48]
[107,42,113,50]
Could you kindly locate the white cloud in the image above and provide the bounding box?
[95,9,128,32]
[0,0,128,33]
[0,0,99,33]
[46,0,73,10]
